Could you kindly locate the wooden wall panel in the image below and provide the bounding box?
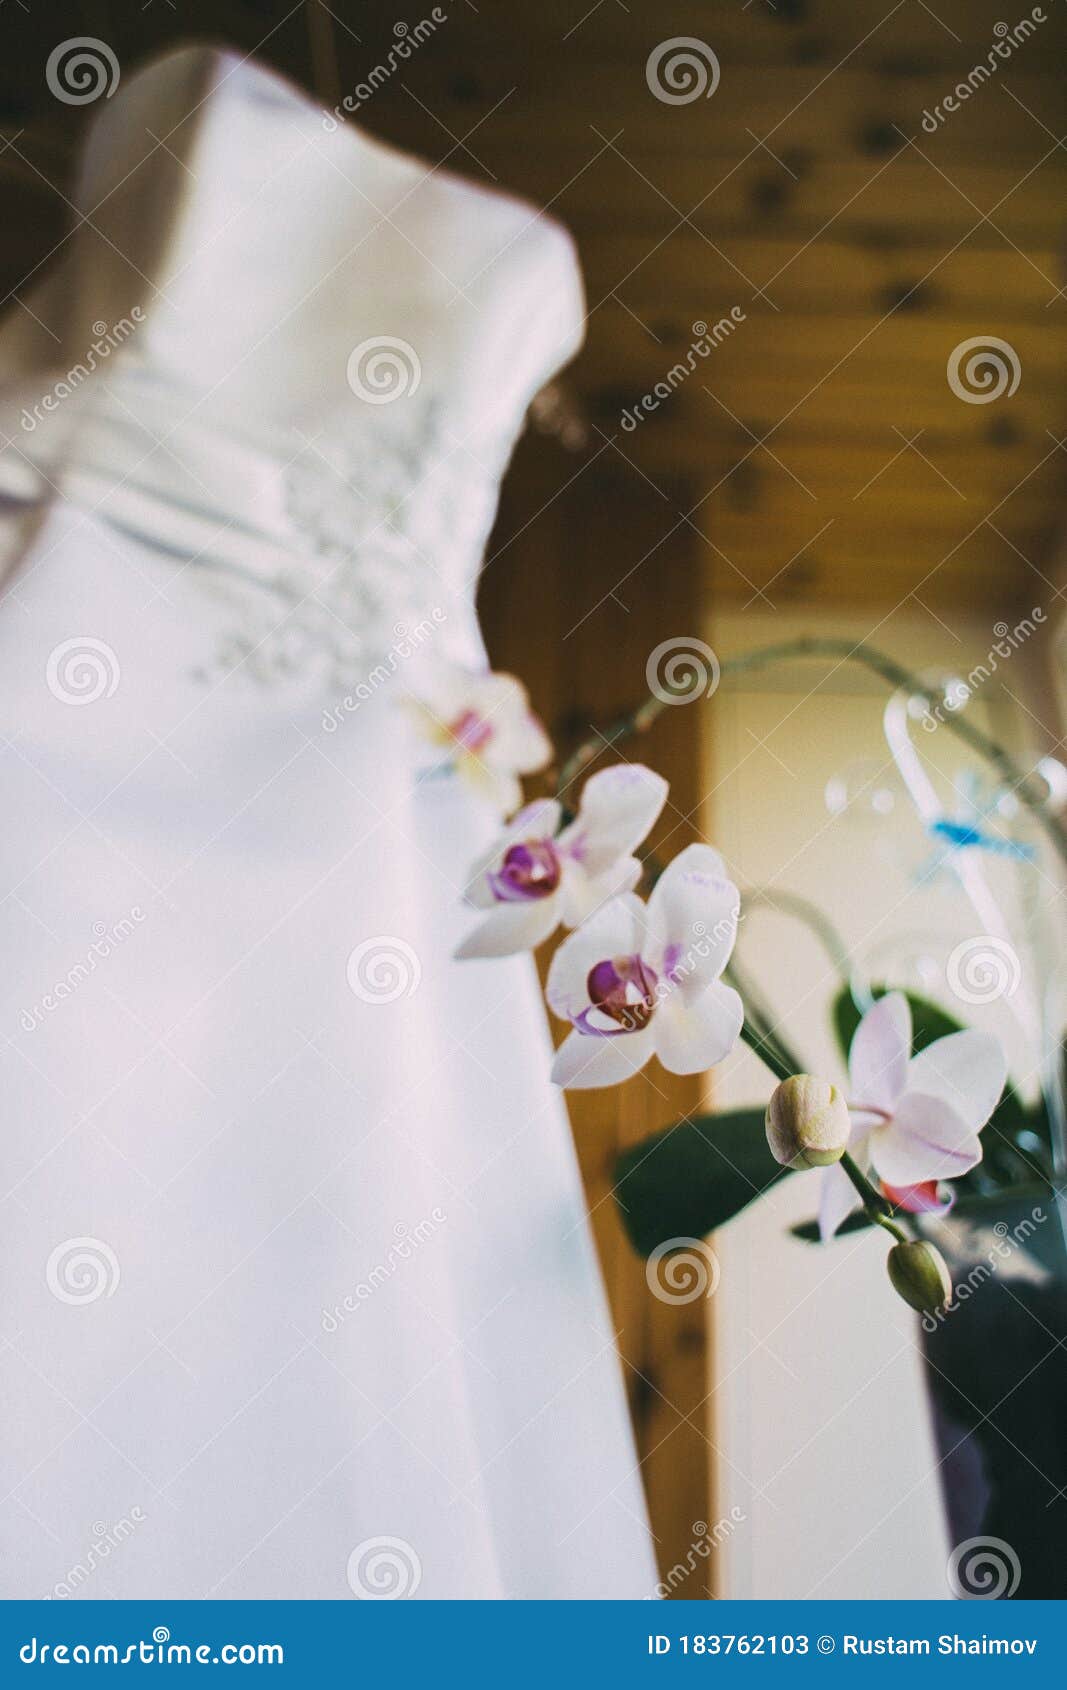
[481,442,717,1596]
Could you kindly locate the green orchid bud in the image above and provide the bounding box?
[765,1075,851,1170]
[886,1240,953,1314]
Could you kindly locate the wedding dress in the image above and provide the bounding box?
[0,47,658,1599]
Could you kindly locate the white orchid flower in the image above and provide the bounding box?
[819,991,1006,1241]
[545,843,743,1091]
[456,765,669,960]
[408,667,551,816]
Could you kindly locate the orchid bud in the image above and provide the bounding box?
[886,1240,953,1314]
[765,1075,850,1170]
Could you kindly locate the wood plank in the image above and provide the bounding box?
[481,152,1067,249]
[578,358,1067,444]
[579,307,1067,385]
[351,0,1051,72]
[574,230,1067,316]
[698,518,1059,610]
[354,59,1067,162]
[593,431,1061,510]
[0,7,317,115]
[482,446,717,1597]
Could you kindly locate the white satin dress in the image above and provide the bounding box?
[0,47,657,1600]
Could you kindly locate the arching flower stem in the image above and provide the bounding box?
[555,637,1067,868]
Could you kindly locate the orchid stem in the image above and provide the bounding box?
[869,1211,910,1244]
[738,1009,906,1238]
[841,1150,914,1241]
[739,1021,897,1220]
[736,1009,791,1081]
[554,643,1012,1251]
[725,958,804,1076]
[556,637,1067,868]
[839,1150,892,1219]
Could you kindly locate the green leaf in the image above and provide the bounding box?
[613,1108,786,1258]
[791,1179,1056,1246]
[831,984,963,1064]
[791,1210,875,1244]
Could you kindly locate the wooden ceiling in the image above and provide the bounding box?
[3,0,1067,611]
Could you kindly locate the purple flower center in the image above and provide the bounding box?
[488,840,562,903]
[449,709,493,753]
[578,953,659,1036]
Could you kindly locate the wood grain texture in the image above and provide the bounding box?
[483,449,717,1596]
[3,0,1064,606]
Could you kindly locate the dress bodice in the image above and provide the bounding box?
[0,63,661,1611]
[0,46,584,679]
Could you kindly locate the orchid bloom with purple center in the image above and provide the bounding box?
[456,766,669,960]
[819,991,1007,1241]
[545,843,743,1090]
[408,667,552,816]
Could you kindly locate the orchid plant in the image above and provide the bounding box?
[408,666,552,815]
[544,845,743,1091]
[413,639,1063,1315]
[457,764,668,959]
[820,992,1006,1241]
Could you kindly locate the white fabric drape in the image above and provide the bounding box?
[0,47,657,1599]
